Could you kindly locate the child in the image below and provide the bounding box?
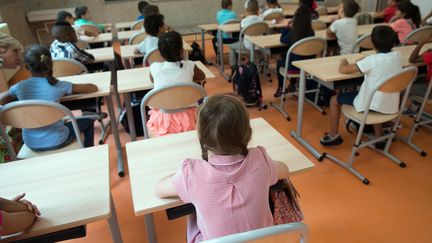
[300,0,319,19]
[320,26,402,147]
[136,1,149,21]
[262,0,283,19]
[0,193,40,237]
[390,1,421,44]
[143,4,160,18]
[274,5,314,97]
[155,94,290,242]
[56,10,74,25]
[134,13,167,61]
[229,0,263,68]
[148,31,205,136]
[213,0,239,57]
[0,45,98,150]
[327,0,360,55]
[74,6,108,33]
[375,0,400,23]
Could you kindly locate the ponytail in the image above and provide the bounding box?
[40,54,58,85]
[200,142,208,161]
[24,45,58,85]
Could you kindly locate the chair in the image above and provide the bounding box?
[311,20,327,31]
[351,33,373,53]
[316,7,328,16]
[324,67,418,185]
[0,100,84,160]
[272,36,327,121]
[52,58,88,77]
[403,26,432,45]
[202,223,309,243]
[131,20,144,31]
[216,19,241,65]
[77,24,100,36]
[143,48,165,66]
[128,30,147,45]
[140,82,207,139]
[355,12,374,25]
[324,0,340,7]
[236,22,269,65]
[263,12,284,21]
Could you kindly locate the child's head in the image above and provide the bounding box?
[299,0,313,9]
[56,11,74,25]
[266,0,279,9]
[0,33,23,69]
[387,0,399,7]
[75,6,89,20]
[246,0,259,15]
[24,45,58,85]
[144,14,165,37]
[51,22,77,43]
[198,95,252,160]
[371,25,397,53]
[397,1,421,27]
[342,0,360,18]
[290,5,313,42]
[143,4,160,18]
[221,0,233,10]
[138,1,149,15]
[158,31,183,62]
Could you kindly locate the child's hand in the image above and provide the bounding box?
[13,193,41,216]
[340,58,349,66]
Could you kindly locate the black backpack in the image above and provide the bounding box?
[189,41,206,64]
[232,62,266,110]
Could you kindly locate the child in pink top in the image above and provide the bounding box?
[156,95,290,242]
[390,1,421,44]
[148,31,205,136]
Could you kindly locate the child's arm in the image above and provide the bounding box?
[0,194,40,215]
[1,210,36,236]
[339,58,360,74]
[72,83,98,94]
[0,91,15,105]
[276,161,290,180]
[193,65,206,82]
[155,174,178,198]
[409,35,432,63]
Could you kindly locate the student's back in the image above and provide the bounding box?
[217,0,237,25]
[136,14,166,62]
[390,1,421,44]
[241,0,264,50]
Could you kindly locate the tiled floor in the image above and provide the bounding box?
[69,42,432,243]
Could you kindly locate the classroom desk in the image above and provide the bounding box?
[79,30,142,44]
[362,43,432,67]
[120,41,193,60]
[126,117,315,243]
[27,8,75,22]
[116,21,135,30]
[0,145,123,242]
[87,46,115,62]
[117,61,215,141]
[197,23,219,61]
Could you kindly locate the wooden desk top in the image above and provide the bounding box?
[120,41,192,59]
[126,118,315,215]
[86,46,115,62]
[197,23,219,31]
[218,19,289,33]
[116,21,134,30]
[59,72,111,101]
[116,61,215,94]
[117,30,142,41]
[27,8,75,22]
[292,54,365,82]
[0,145,110,241]
[362,43,432,67]
[79,33,112,44]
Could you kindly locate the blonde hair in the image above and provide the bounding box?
[0,33,22,52]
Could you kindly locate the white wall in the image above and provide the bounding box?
[411,0,432,18]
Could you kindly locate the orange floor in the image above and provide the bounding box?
[69,42,432,243]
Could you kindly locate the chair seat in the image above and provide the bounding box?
[342,105,399,125]
[17,139,82,159]
[279,67,300,79]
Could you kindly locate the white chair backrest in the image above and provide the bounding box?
[238,22,269,64]
[351,33,373,53]
[311,20,327,31]
[143,48,165,65]
[78,24,100,36]
[403,26,432,45]
[131,20,144,30]
[263,12,284,21]
[129,30,148,45]
[140,82,207,138]
[316,7,328,16]
[324,0,340,7]
[222,19,241,25]
[202,223,309,243]
[0,100,84,147]
[52,58,89,78]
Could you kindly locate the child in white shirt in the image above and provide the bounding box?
[262,0,283,19]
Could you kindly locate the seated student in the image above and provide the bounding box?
[0,45,98,150]
[134,13,167,64]
[148,31,205,136]
[262,0,283,19]
[0,193,40,237]
[156,94,290,242]
[213,0,239,56]
[229,0,263,68]
[74,6,108,33]
[375,0,400,23]
[327,0,360,55]
[56,11,97,38]
[299,0,319,20]
[136,1,149,21]
[143,4,160,19]
[320,26,402,147]
[390,1,421,44]
[274,5,314,97]
[244,0,265,11]
[405,34,432,114]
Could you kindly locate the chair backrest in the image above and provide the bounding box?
[143,48,165,65]
[403,26,432,45]
[355,12,374,25]
[129,30,148,45]
[238,22,269,64]
[140,82,206,138]
[315,7,328,16]
[378,67,418,94]
[0,100,84,147]
[52,58,89,78]
[202,223,309,243]
[263,12,284,21]
[311,20,327,31]
[351,33,373,53]
[78,24,100,36]
[131,20,144,30]
[324,0,340,7]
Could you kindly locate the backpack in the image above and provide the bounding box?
[189,41,206,64]
[232,62,266,110]
[269,179,304,224]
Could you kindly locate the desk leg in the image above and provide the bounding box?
[108,194,123,243]
[123,93,137,141]
[109,61,122,112]
[218,29,223,72]
[250,44,255,63]
[290,70,324,161]
[145,214,158,243]
[201,29,206,60]
[106,94,125,177]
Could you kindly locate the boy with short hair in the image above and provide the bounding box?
[262,0,283,19]
[136,1,149,21]
[327,0,360,55]
[134,14,167,60]
[320,26,402,146]
[143,4,160,18]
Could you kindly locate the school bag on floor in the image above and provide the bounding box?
[232,62,266,110]
[269,179,304,224]
[189,41,206,64]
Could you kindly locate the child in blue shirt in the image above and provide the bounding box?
[212,0,239,57]
[0,45,98,151]
[136,1,149,21]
